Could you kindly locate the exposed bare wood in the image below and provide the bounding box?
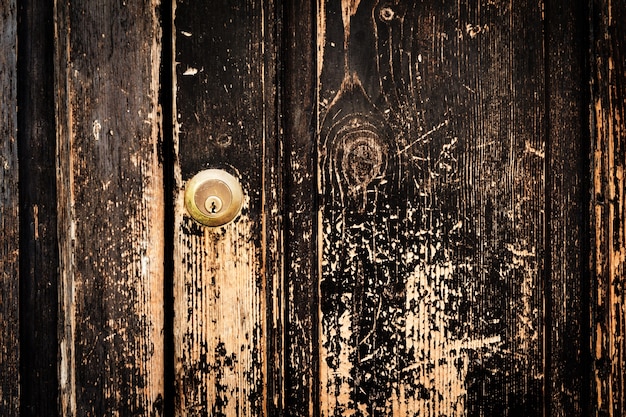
[0,0,20,414]
[591,0,626,415]
[315,1,546,415]
[54,0,165,414]
[0,1,619,415]
[172,0,280,415]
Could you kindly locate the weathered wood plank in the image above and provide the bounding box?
[264,10,284,414]
[283,0,318,415]
[316,1,546,415]
[456,3,546,410]
[546,1,590,415]
[0,0,20,414]
[590,0,626,415]
[16,0,60,414]
[172,0,279,415]
[54,0,165,414]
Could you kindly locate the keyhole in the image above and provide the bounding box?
[205,196,223,214]
[185,169,244,226]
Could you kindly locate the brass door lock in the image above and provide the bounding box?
[184,169,244,227]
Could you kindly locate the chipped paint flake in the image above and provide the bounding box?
[524,141,545,158]
[399,242,503,416]
[92,120,101,141]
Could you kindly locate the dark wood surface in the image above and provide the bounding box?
[546,1,591,416]
[16,0,60,415]
[1,0,625,415]
[590,0,626,415]
[172,0,280,415]
[54,0,165,414]
[0,0,20,415]
[314,1,547,415]
[283,0,318,415]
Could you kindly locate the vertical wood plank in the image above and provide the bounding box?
[172,0,279,415]
[546,1,590,415]
[590,0,626,415]
[457,3,546,411]
[16,0,60,414]
[283,0,318,415]
[264,9,284,413]
[54,0,165,414]
[315,1,546,415]
[0,0,20,414]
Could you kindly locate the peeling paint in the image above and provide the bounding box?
[92,119,101,141]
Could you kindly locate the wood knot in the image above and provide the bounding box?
[378,6,395,22]
[341,126,386,188]
[331,116,388,199]
[320,73,396,210]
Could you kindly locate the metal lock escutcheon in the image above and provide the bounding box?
[184,169,244,227]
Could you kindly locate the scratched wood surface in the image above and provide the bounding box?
[310,1,581,415]
[283,0,319,415]
[172,0,280,415]
[590,0,626,415]
[546,1,590,416]
[54,0,165,414]
[17,0,60,415]
[3,1,626,415]
[0,0,20,414]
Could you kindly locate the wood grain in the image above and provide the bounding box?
[16,0,60,414]
[0,0,20,414]
[315,1,546,415]
[590,0,626,415]
[54,0,165,414]
[283,0,318,415]
[546,1,590,415]
[0,1,617,414]
[172,0,279,415]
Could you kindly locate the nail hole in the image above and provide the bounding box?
[216,134,232,148]
[379,7,394,21]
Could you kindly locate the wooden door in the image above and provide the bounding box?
[1,0,625,416]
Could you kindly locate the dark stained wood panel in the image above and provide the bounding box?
[591,0,626,415]
[172,0,280,415]
[546,1,590,415]
[0,1,619,415]
[16,0,60,414]
[315,1,546,415]
[54,0,165,414]
[0,0,20,414]
[283,0,318,415]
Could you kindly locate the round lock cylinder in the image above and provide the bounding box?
[184,169,244,226]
